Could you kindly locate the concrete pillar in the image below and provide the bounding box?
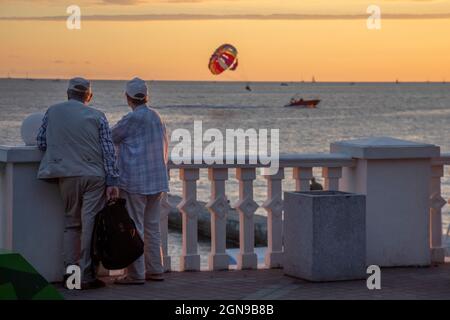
[331,137,440,267]
[0,146,65,282]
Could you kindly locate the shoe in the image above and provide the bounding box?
[146,273,164,282]
[81,279,106,290]
[114,276,145,285]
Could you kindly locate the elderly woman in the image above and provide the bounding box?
[112,77,169,285]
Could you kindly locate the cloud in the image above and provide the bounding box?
[100,0,144,4]
[0,0,210,3]
[49,59,92,65]
[99,0,207,4]
[1,13,450,20]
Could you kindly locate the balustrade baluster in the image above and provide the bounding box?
[206,168,230,271]
[293,167,313,191]
[177,168,201,271]
[235,168,258,270]
[263,168,284,268]
[160,190,172,272]
[430,164,446,263]
[322,167,342,191]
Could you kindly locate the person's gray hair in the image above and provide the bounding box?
[67,87,90,102]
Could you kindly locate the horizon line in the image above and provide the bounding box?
[1,77,448,84]
[2,13,450,21]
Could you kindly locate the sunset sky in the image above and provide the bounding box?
[1,0,450,81]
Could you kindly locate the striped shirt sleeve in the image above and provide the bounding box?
[99,115,120,186]
[36,111,49,151]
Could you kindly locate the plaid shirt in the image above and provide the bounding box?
[37,108,119,186]
[112,105,169,195]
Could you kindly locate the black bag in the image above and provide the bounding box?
[91,198,144,270]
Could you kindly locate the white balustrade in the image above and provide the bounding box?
[7,144,450,278]
[164,154,354,272]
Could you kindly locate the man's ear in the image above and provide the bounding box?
[85,92,93,104]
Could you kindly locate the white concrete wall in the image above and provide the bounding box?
[341,159,431,266]
[0,147,64,282]
[0,162,10,249]
[332,137,440,267]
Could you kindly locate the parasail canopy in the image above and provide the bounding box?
[208,44,239,75]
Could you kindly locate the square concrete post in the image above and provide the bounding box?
[0,146,65,282]
[331,137,440,267]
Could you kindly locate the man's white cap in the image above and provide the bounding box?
[126,77,148,100]
[68,77,91,93]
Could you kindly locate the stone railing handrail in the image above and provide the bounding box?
[167,153,355,169]
[0,145,43,163]
[432,153,450,166]
[0,146,355,168]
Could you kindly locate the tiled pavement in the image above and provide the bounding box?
[61,263,450,300]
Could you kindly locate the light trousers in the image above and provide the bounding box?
[59,176,105,283]
[120,190,164,280]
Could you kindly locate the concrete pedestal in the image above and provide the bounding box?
[284,191,366,282]
[0,146,65,282]
[331,137,440,267]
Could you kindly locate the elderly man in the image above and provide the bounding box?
[112,77,169,285]
[37,77,119,290]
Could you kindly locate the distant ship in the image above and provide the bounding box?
[280,82,289,86]
[245,84,252,92]
[312,76,316,83]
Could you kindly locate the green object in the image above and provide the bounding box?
[0,251,63,300]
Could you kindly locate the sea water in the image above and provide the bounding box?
[1,79,450,267]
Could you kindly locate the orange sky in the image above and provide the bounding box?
[1,0,450,81]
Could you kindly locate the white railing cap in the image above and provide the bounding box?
[1,145,353,168]
[168,153,354,169]
[331,137,440,160]
[0,145,42,163]
[432,153,450,166]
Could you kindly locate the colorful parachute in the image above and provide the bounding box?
[208,44,238,75]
